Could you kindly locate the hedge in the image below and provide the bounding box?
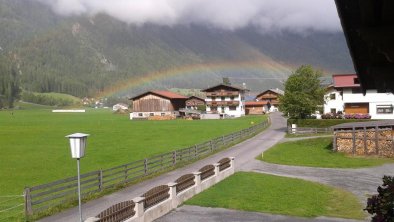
[287,118,373,128]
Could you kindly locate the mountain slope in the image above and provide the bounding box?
[0,0,354,98]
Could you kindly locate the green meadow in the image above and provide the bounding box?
[0,108,266,195]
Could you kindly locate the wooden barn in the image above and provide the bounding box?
[130,91,187,119]
[185,96,206,110]
[245,101,266,115]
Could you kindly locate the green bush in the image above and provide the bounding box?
[287,118,373,128]
[365,176,394,222]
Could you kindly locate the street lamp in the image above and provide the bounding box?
[66,133,89,222]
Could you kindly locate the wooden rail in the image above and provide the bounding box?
[96,200,135,222]
[24,118,269,216]
[288,126,333,135]
[142,185,170,209]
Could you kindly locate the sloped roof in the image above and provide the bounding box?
[332,74,360,88]
[333,120,394,130]
[187,96,206,101]
[130,90,187,100]
[255,88,284,98]
[201,84,247,92]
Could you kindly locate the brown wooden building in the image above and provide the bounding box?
[130,91,187,119]
[245,88,283,114]
[185,96,206,110]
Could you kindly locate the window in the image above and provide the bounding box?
[161,113,165,116]
[150,113,154,116]
[138,113,143,117]
[330,108,336,114]
[212,96,216,101]
[330,93,336,100]
[377,105,393,114]
[354,77,360,84]
[221,96,225,101]
[229,106,236,111]
[230,96,234,100]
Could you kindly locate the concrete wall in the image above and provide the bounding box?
[88,157,235,222]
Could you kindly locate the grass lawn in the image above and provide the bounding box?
[260,137,394,168]
[0,108,267,196]
[186,172,365,219]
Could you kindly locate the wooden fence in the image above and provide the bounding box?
[96,200,135,222]
[24,118,269,216]
[287,126,333,135]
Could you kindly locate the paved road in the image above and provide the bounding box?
[156,205,363,222]
[39,112,287,222]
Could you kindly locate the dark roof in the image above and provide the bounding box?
[255,88,284,98]
[334,0,394,92]
[201,84,247,92]
[333,120,394,130]
[130,90,187,100]
[187,96,205,101]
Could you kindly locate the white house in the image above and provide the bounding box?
[112,103,129,111]
[201,84,247,118]
[324,74,394,119]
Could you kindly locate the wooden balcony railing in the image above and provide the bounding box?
[206,92,239,97]
[206,101,240,106]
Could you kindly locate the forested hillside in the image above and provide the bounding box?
[0,0,354,106]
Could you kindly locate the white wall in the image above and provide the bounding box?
[205,93,245,118]
[323,88,394,119]
[324,88,344,113]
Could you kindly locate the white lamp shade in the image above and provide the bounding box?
[66,133,89,159]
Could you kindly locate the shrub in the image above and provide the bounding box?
[321,113,343,119]
[365,176,394,221]
[344,114,371,119]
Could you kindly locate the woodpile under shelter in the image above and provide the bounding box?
[130,91,187,120]
[333,120,394,157]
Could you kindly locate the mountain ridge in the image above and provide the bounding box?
[0,0,354,98]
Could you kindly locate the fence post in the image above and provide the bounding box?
[333,132,337,151]
[98,170,103,191]
[375,126,379,155]
[363,127,368,155]
[124,165,128,181]
[24,187,33,216]
[144,159,148,175]
[172,151,177,166]
[210,140,213,152]
[352,127,356,155]
[194,145,198,158]
[213,163,220,183]
[222,135,225,145]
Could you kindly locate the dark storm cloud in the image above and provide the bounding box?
[35,0,341,33]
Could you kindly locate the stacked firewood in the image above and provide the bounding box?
[335,129,393,157]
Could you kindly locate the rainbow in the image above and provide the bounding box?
[97,59,295,98]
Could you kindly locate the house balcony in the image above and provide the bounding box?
[206,92,239,97]
[206,101,240,107]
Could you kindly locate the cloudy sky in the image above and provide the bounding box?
[35,0,341,33]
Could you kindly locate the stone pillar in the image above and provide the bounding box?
[213,163,220,183]
[229,157,235,175]
[168,182,178,208]
[193,171,202,194]
[132,196,145,222]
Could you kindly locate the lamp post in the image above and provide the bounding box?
[66,133,89,222]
